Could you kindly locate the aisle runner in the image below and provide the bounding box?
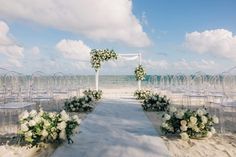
[51,98,170,157]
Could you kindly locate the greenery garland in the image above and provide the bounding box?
[90,49,118,71]
[134,65,146,81]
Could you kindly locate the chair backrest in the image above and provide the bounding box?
[222,66,236,100]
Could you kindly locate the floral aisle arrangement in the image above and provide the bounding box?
[90,49,117,71]
[83,89,102,101]
[134,89,152,100]
[142,94,170,111]
[134,65,146,81]
[161,107,219,140]
[64,95,94,112]
[18,109,81,147]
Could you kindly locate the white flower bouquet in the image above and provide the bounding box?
[83,89,102,101]
[134,89,152,100]
[142,94,170,111]
[161,106,219,140]
[90,49,117,71]
[64,95,94,112]
[134,65,146,81]
[18,109,81,147]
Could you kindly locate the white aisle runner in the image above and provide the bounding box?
[51,98,170,157]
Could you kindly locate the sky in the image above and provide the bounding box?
[0,0,235,75]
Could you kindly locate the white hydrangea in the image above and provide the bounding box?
[59,130,67,140]
[42,129,48,137]
[163,113,171,121]
[212,115,219,124]
[19,111,29,120]
[29,110,37,117]
[25,131,33,138]
[180,132,189,141]
[28,120,36,127]
[20,123,29,132]
[161,122,169,129]
[57,121,67,130]
[201,116,208,124]
[60,110,70,122]
[190,116,197,125]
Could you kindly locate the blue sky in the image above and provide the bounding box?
[0,0,235,75]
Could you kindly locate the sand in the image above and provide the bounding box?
[145,111,236,157]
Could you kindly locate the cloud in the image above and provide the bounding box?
[0,21,24,68]
[184,29,236,60]
[56,39,91,61]
[0,0,151,47]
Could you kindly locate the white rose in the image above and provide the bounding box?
[19,111,29,120]
[20,123,29,132]
[163,113,171,121]
[161,122,169,129]
[43,119,51,128]
[59,131,67,140]
[29,120,36,127]
[180,132,189,141]
[207,131,212,138]
[42,129,48,137]
[33,115,41,123]
[180,125,188,131]
[49,112,56,119]
[187,122,194,128]
[25,131,33,138]
[180,120,187,126]
[57,121,67,130]
[190,116,197,125]
[176,110,184,119]
[72,115,81,124]
[193,126,200,132]
[169,106,177,113]
[29,110,37,117]
[201,116,208,124]
[211,127,216,134]
[212,115,219,124]
[196,109,204,116]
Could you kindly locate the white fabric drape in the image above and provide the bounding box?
[119,55,138,61]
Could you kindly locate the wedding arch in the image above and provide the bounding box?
[89,49,146,91]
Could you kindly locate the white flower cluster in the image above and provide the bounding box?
[142,94,170,111]
[134,65,146,81]
[134,89,152,100]
[18,109,81,146]
[161,106,219,140]
[90,49,117,71]
[83,89,102,101]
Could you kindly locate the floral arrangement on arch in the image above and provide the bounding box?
[90,49,118,71]
[134,65,146,81]
[142,94,170,111]
[161,106,219,140]
[18,109,81,147]
[134,89,152,100]
[83,89,102,101]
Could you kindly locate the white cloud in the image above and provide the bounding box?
[0,21,24,68]
[184,29,236,60]
[0,0,151,47]
[56,39,91,61]
[143,59,169,69]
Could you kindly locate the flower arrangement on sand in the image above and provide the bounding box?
[134,89,152,100]
[83,89,102,101]
[18,109,81,147]
[65,89,102,112]
[161,106,219,140]
[142,94,170,111]
[90,49,117,71]
[134,65,146,81]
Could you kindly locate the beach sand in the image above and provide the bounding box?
[145,111,236,157]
